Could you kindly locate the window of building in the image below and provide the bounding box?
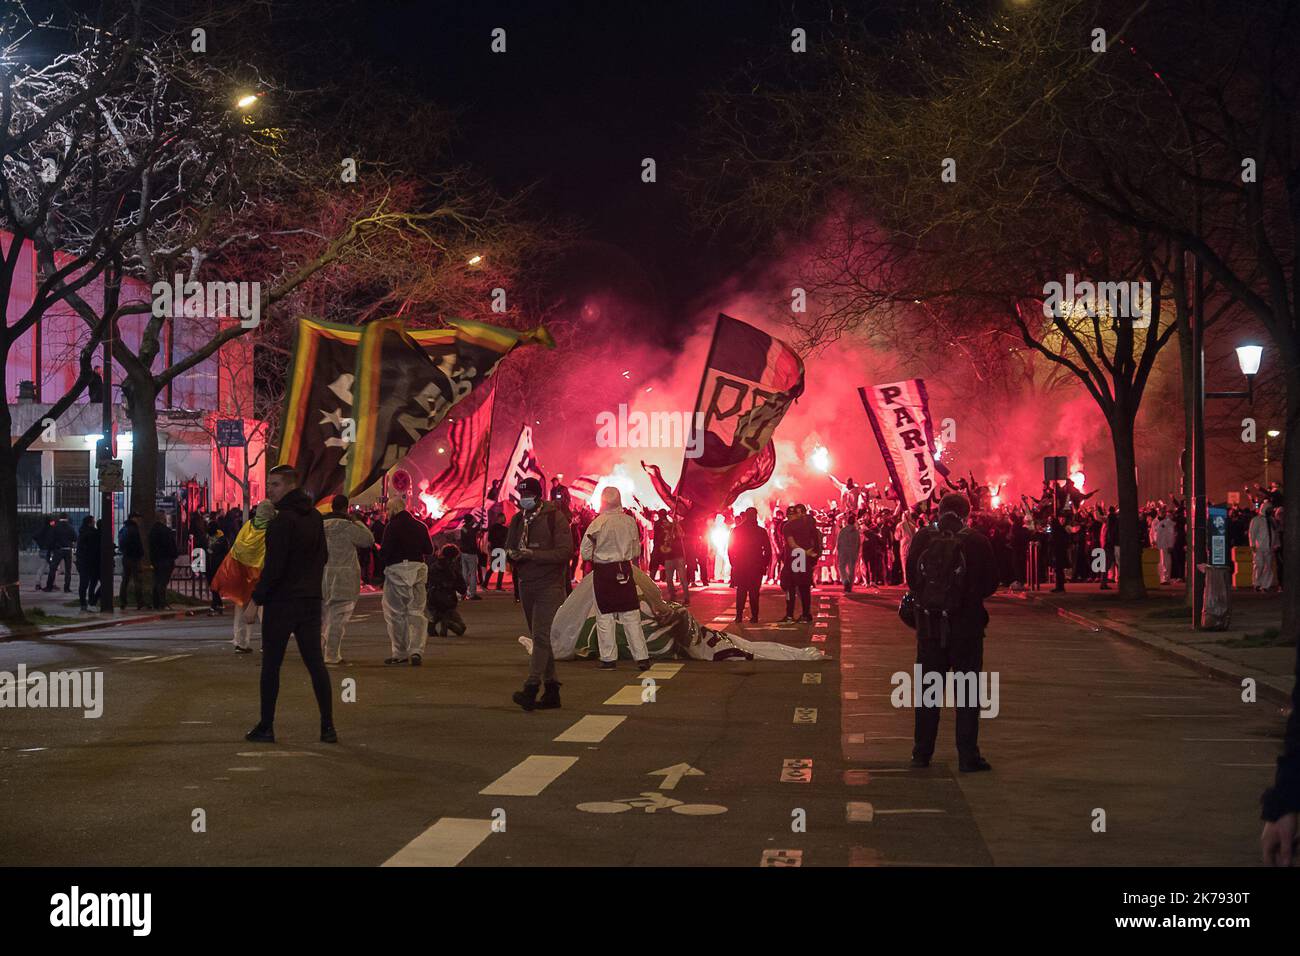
[52,449,90,511]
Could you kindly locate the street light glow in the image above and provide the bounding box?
[236,92,261,109]
[1236,344,1263,376]
[467,254,483,266]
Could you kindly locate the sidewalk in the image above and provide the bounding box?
[1013,581,1296,704]
[0,582,212,641]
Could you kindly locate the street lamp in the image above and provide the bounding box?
[1191,261,1265,626]
[1265,429,1281,486]
[235,92,262,110]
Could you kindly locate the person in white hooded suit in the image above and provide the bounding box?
[581,486,652,671]
[1250,504,1278,591]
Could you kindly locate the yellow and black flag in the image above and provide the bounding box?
[277,316,552,502]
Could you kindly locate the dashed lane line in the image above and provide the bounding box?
[383,818,495,867]
[554,715,626,743]
[479,755,579,796]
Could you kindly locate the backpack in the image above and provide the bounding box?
[915,528,971,645]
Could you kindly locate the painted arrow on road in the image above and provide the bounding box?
[649,764,704,790]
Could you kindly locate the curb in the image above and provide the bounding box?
[1019,591,1293,706]
[0,606,217,641]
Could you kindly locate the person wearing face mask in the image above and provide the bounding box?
[505,477,575,711]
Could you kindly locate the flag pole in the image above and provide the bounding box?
[678,314,723,506]
[480,383,498,517]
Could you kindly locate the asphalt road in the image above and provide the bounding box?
[0,582,1284,866]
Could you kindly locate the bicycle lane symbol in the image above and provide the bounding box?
[576,792,727,816]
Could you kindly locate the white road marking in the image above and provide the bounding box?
[1115,695,1203,699]
[760,849,803,867]
[846,801,874,822]
[649,764,703,790]
[148,654,193,663]
[843,691,859,700]
[1217,763,1276,768]
[802,673,823,684]
[383,817,494,867]
[227,767,264,772]
[180,721,211,725]
[554,715,625,743]
[844,733,866,744]
[603,685,650,706]
[235,751,322,758]
[642,663,683,679]
[1139,714,1237,718]
[876,808,946,815]
[780,758,813,783]
[793,707,818,724]
[479,755,578,796]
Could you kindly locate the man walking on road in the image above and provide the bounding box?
[245,465,336,745]
[506,477,574,711]
[321,495,374,664]
[905,492,996,773]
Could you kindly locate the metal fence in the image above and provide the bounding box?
[20,480,212,598]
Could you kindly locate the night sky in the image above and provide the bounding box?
[269,0,886,342]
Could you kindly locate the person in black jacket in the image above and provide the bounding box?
[486,513,510,590]
[147,512,179,609]
[75,516,101,611]
[728,508,771,623]
[905,493,997,773]
[44,513,76,592]
[426,544,468,636]
[117,513,145,609]
[245,465,335,744]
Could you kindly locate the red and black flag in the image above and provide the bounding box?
[673,313,804,516]
[387,380,496,534]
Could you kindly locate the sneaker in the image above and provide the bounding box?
[637,659,652,671]
[320,726,338,744]
[959,756,992,773]
[234,646,252,655]
[324,657,343,666]
[411,653,423,667]
[779,616,794,623]
[798,614,813,623]
[599,661,616,670]
[245,724,275,743]
[384,656,409,665]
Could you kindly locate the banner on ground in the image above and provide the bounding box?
[858,379,939,509]
[673,313,803,516]
[496,423,546,508]
[278,316,551,501]
[388,380,496,534]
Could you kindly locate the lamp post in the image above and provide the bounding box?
[1190,248,1261,627]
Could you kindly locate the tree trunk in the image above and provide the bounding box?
[128,375,161,596]
[1281,369,1300,636]
[1112,414,1147,600]
[0,421,27,625]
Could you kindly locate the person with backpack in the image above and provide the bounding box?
[779,503,820,623]
[905,492,997,773]
[506,477,574,710]
[426,544,469,637]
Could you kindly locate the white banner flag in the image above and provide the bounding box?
[858,379,939,508]
[496,424,546,508]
